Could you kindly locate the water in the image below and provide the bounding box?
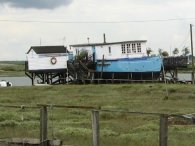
[178,73,192,81]
[0,73,193,87]
[0,76,31,87]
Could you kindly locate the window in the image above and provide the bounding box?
[108,46,111,54]
[137,43,141,52]
[127,44,131,53]
[132,44,136,53]
[121,44,126,54]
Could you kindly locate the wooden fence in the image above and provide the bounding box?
[0,104,194,146]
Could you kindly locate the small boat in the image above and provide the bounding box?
[0,80,12,87]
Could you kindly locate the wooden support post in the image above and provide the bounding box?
[43,73,46,84]
[128,72,130,80]
[32,73,35,86]
[175,68,178,79]
[40,106,48,146]
[131,73,133,83]
[46,73,48,84]
[112,73,114,83]
[100,55,104,79]
[50,73,52,84]
[92,110,100,146]
[91,73,94,84]
[159,114,168,146]
[76,73,78,80]
[190,24,195,84]
[46,73,51,84]
[66,67,69,84]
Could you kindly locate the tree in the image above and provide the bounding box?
[182,47,190,56]
[146,48,152,56]
[76,49,88,60]
[173,48,179,56]
[158,48,169,57]
[162,51,169,57]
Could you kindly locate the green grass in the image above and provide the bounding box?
[0,61,25,76]
[0,84,195,146]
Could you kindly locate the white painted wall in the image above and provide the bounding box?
[27,56,68,71]
[71,41,147,60]
[95,42,147,60]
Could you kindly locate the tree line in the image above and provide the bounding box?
[146,47,190,57]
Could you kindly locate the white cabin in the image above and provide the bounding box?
[70,40,147,61]
[26,46,69,71]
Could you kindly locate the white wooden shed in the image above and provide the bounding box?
[26,46,69,71]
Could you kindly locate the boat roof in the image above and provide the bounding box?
[70,40,147,47]
[27,46,69,54]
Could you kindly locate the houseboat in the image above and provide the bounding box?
[70,39,162,80]
[25,39,188,85]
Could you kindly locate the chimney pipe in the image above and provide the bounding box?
[103,33,106,43]
[87,37,90,44]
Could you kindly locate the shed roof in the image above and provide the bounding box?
[70,40,147,47]
[27,46,68,54]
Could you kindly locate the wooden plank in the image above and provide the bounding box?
[92,110,100,146]
[40,106,48,146]
[159,114,168,146]
[37,104,99,110]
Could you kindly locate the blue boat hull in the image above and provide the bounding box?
[96,56,162,73]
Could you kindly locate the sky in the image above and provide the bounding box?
[0,0,195,60]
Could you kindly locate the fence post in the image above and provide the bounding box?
[92,110,100,146]
[159,114,168,146]
[40,106,48,146]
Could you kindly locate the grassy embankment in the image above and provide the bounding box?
[0,84,195,146]
[0,61,25,77]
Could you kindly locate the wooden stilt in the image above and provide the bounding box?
[152,72,154,82]
[175,68,178,79]
[43,73,46,84]
[32,73,35,86]
[100,55,104,79]
[112,73,114,83]
[91,73,94,84]
[131,73,133,83]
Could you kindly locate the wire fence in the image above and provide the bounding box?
[0,104,194,146]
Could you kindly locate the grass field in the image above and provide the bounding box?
[0,84,195,146]
[0,61,25,77]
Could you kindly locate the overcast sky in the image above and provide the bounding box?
[0,0,195,60]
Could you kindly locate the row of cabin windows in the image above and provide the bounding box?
[121,43,142,54]
[75,44,141,56]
